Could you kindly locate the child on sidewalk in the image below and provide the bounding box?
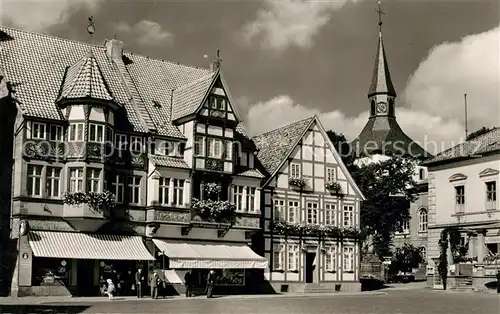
[106,279,116,300]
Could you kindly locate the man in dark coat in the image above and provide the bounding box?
[184,269,194,297]
[206,270,215,298]
[496,270,500,293]
[135,268,145,298]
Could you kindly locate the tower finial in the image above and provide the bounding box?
[376,0,385,36]
[87,16,95,45]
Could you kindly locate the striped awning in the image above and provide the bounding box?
[152,239,268,269]
[28,231,155,260]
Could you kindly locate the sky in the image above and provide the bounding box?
[1,0,499,155]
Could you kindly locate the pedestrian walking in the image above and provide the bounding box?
[205,270,215,298]
[496,270,500,293]
[135,268,145,298]
[106,279,115,300]
[184,269,194,297]
[150,272,159,299]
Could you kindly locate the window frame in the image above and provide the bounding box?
[128,176,141,205]
[307,202,319,224]
[207,138,222,159]
[486,181,497,210]
[418,208,428,233]
[110,173,125,203]
[68,168,84,193]
[86,168,101,193]
[325,245,337,272]
[88,123,105,143]
[233,185,245,211]
[31,122,47,140]
[325,203,336,225]
[343,246,355,272]
[287,244,300,271]
[172,179,185,206]
[68,123,85,142]
[158,177,170,205]
[274,199,285,221]
[343,205,354,227]
[272,243,285,271]
[27,164,43,196]
[454,185,465,213]
[46,166,61,198]
[290,163,301,179]
[49,125,63,142]
[288,200,299,223]
[326,167,335,182]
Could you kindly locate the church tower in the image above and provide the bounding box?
[352,1,430,161]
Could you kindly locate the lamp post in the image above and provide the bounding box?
[16,220,29,296]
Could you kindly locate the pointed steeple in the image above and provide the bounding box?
[368,0,396,98]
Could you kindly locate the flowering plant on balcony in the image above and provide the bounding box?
[288,177,308,189]
[269,221,360,239]
[191,198,236,225]
[63,190,116,214]
[204,182,222,198]
[483,253,500,264]
[325,181,341,192]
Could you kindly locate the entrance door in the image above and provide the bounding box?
[76,260,94,296]
[305,252,316,283]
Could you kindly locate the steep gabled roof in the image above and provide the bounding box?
[171,71,216,121]
[253,117,314,177]
[0,26,211,138]
[422,127,500,166]
[57,50,114,102]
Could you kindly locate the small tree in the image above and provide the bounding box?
[389,243,424,275]
[351,157,417,259]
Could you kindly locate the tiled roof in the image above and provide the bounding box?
[0,27,211,138]
[352,116,431,160]
[422,128,500,166]
[148,155,190,169]
[58,51,113,102]
[171,72,216,121]
[236,169,265,178]
[253,117,314,176]
[369,35,396,97]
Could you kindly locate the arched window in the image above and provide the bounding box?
[419,208,428,232]
[419,246,426,260]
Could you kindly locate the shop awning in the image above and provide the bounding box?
[152,239,268,269]
[28,231,155,260]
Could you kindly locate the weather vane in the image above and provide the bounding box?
[87,16,95,43]
[376,0,385,29]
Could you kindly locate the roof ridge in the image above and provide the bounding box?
[0,26,210,72]
[173,71,215,92]
[253,116,315,139]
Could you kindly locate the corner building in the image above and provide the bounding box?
[0,26,363,296]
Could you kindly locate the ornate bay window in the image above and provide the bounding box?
[157,177,186,206]
[208,138,222,159]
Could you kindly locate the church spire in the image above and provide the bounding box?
[368,0,396,98]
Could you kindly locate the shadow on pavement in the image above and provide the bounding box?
[0,305,90,314]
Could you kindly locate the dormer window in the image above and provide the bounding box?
[68,123,84,141]
[31,122,46,139]
[89,123,104,143]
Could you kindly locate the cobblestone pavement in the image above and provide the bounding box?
[1,288,499,314]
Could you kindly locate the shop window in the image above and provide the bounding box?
[32,258,70,286]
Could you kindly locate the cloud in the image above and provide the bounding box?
[246,25,500,156]
[242,0,361,52]
[246,95,463,156]
[403,25,500,131]
[0,0,102,31]
[115,20,173,46]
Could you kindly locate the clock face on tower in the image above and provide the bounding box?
[376,102,388,114]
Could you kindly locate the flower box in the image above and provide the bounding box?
[191,199,237,225]
[63,190,116,215]
[288,178,308,189]
[325,181,342,193]
[269,221,360,239]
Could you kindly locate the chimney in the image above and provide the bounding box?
[105,39,124,60]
